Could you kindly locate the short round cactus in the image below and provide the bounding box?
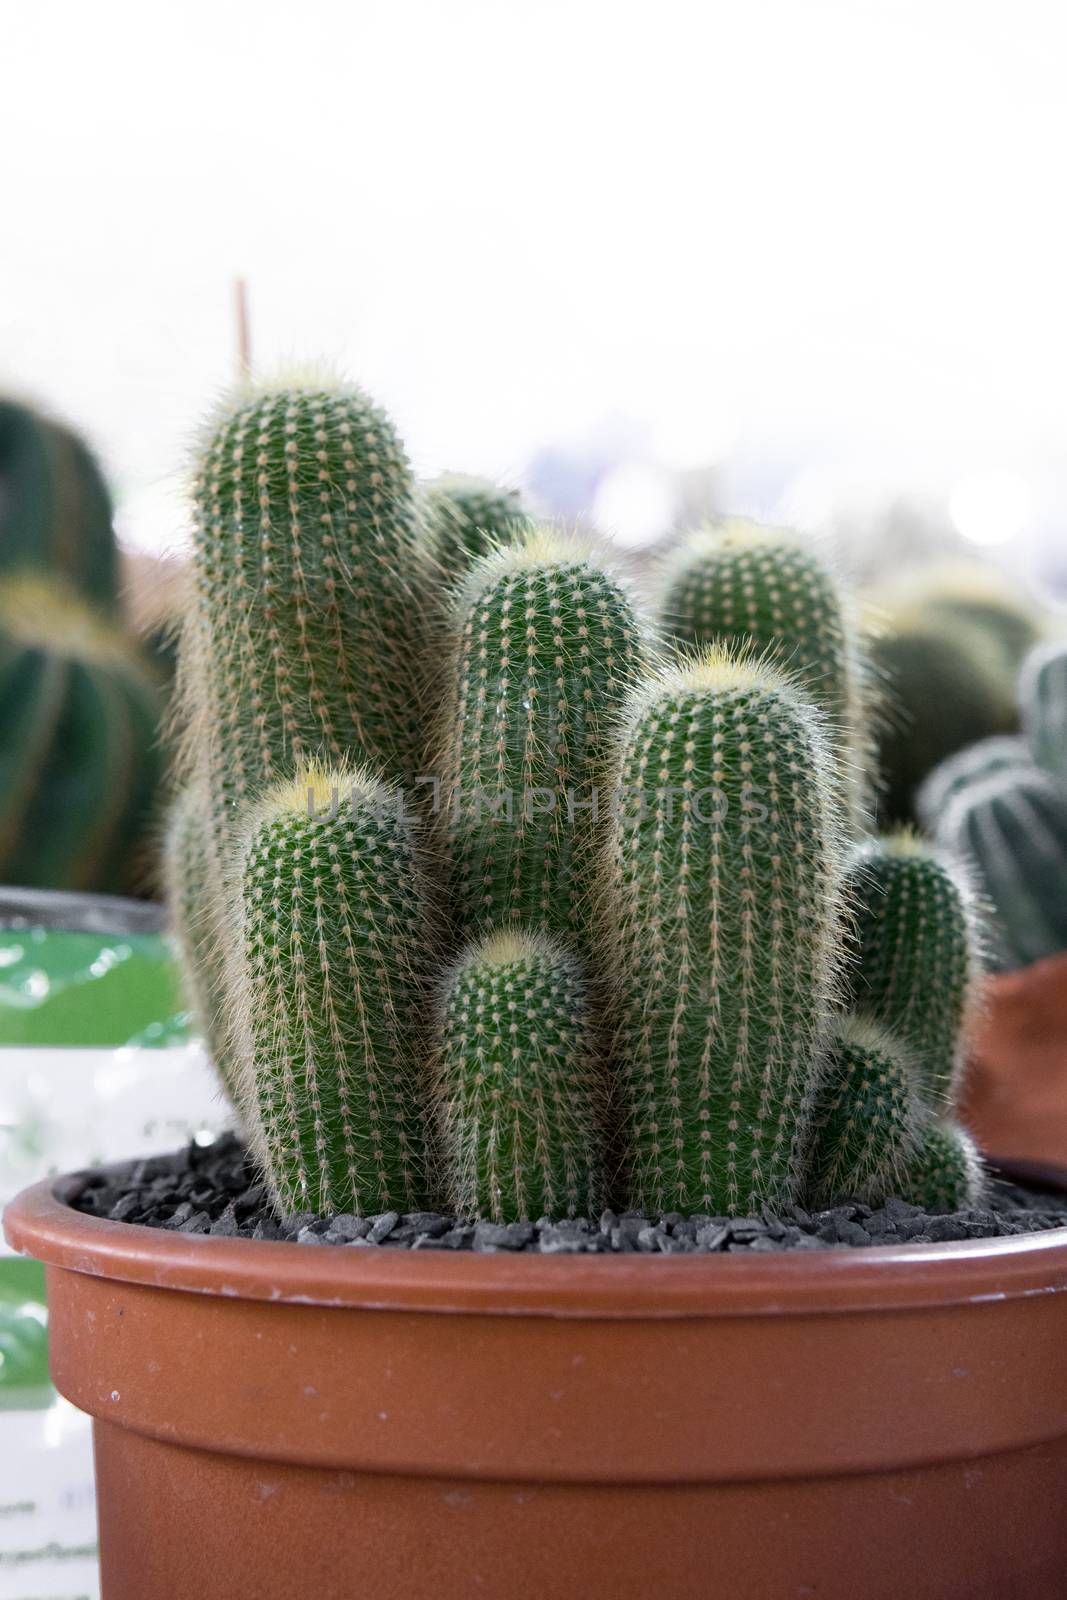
[805,1016,921,1206]
[434,929,604,1222]
[422,474,529,584]
[900,1119,985,1213]
[915,734,1033,833]
[1020,640,1067,781]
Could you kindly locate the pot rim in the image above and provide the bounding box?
[7,1166,1067,1320]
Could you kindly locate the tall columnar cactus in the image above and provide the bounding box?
[840,832,979,1110]
[434,929,604,1222]
[0,577,163,893]
[915,734,1032,833]
[658,520,869,823]
[934,766,1067,971]
[164,782,239,1102]
[422,474,529,584]
[231,765,434,1217]
[806,1017,921,1205]
[185,378,432,846]
[1020,640,1067,780]
[603,651,845,1216]
[443,528,646,945]
[0,399,119,613]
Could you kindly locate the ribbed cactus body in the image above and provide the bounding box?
[900,1119,984,1212]
[164,783,238,1102]
[423,474,529,584]
[0,578,163,893]
[805,1017,920,1206]
[1020,640,1067,780]
[435,929,604,1221]
[841,833,977,1109]
[934,767,1067,971]
[444,530,646,944]
[187,381,430,840]
[233,766,433,1217]
[915,735,1032,833]
[659,522,869,825]
[604,652,844,1216]
[0,400,119,612]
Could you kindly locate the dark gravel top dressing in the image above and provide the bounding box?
[68,1134,1067,1254]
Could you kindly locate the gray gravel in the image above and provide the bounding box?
[70,1134,1067,1254]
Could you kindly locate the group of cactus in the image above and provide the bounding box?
[0,398,164,894]
[920,639,1067,972]
[167,376,986,1226]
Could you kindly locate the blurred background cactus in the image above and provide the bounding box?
[163,371,992,1227]
[421,474,529,585]
[925,639,1067,972]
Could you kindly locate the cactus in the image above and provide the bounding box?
[603,650,845,1216]
[184,378,433,849]
[422,474,529,584]
[0,398,119,612]
[443,528,646,945]
[1020,640,1067,781]
[0,576,163,893]
[915,734,1032,833]
[163,783,239,1101]
[899,1118,985,1212]
[434,929,604,1221]
[231,764,434,1217]
[933,765,1067,971]
[840,832,979,1110]
[805,1017,921,1205]
[658,520,869,822]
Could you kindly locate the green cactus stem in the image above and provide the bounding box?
[840,832,979,1111]
[185,378,432,844]
[933,766,1067,971]
[899,1118,985,1212]
[658,520,870,825]
[1020,640,1067,781]
[443,528,646,945]
[0,577,163,893]
[805,1016,921,1206]
[604,650,845,1216]
[434,928,604,1222]
[231,764,434,1217]
[422,474,529,584]
[0,398,119,613]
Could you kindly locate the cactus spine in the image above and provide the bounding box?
[232,765,433,1217]
[422,474,529,584]
[435,929,604,1221]
[443,529,646,945]
[0,577,163,893]
[0,399,119,612]
[604,651,845,1216]
[1020,640,1067,781]
[840,833,978,1109]
[185,380,431,846]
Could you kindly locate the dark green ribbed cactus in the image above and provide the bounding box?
[915,734,1031,833]
[422,474,529,584]
[185,378,433,842]
[899,1118,984,1212]
[233,765,433,1216]
[1020,640,1067,781]
[0,399,119,613]
[658,519,869,823]
[0,577,163,893]
[806,1017,920,1205]
[435,929,604,1221]
[840,832,979,1109]
[603,651,845,1216]
[163,782,238,1101]
[443,528,646,945]
[934,766,1067,971]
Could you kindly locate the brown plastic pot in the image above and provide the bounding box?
[7,1168,1067,1600]
[963,950,1067,1168]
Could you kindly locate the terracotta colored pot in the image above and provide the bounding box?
[963,951,1067,1168]
[7,1169,1067,1600]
